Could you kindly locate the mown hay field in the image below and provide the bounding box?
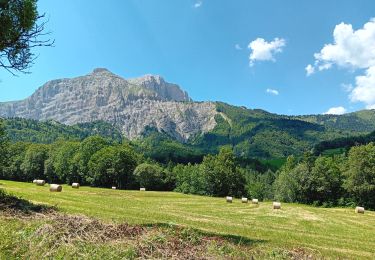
[1,180,375,259]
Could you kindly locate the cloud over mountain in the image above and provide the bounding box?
[248,37,286,66]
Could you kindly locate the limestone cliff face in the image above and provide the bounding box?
[0,68,217,141]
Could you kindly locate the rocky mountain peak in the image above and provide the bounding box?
[128,74,191,102]
[92,68,112,74]
[0,69,216,141]
[136,74,164,84]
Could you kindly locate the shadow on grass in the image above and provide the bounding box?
[142,222,266,246]
[0,188,56,215]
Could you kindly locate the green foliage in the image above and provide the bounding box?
[274,148,375,209]
[174,147,246,197]
[344,143,375,209]
[19,143,48,181]
[87,145,138,189]
[0,0,52,73]
[47,141,80,184]
[274,155,301,202]
[4,108,375,208]
[309,156,344,204]
[298,110,375,133]
[4,118,123,144]
[201,147,246,197]
[193,102,364,159]
[2,142,30,181]
[315,130,375,155]
[134,163,167,190]
[245,169,275,201]
[0,119,7,176]
[134,129,205,164]
[174,163,206,195]
[75,136,109,183]
[5,105,375,164]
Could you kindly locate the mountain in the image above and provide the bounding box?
[190,103,365,158]
[0,68,216,142]
[1,68,375,159]
[296,110,375,132]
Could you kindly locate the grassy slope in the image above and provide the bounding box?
[1,180,375,259]
[193,103,365,159]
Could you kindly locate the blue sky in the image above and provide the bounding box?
[1,0,375,115]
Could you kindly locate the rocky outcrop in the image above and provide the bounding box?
[0,68,217,141]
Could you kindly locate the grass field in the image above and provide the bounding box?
[1,180,375,259]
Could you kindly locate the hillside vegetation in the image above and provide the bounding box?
[4,105,375,159]
[193,103,373,158]
[4,118,123,143]
[314,130,375,155]
[3,116,375,210]
[1,180,375,259]
[297,109,375,132]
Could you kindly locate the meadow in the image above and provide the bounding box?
[1,180,375,259]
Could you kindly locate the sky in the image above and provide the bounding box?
[1,0,375,115]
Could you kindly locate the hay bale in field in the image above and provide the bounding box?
[226,196,233,203]
[140,188,146,191]
[35,180,45,186]
[273,202,281,209]
[242,197,248,203]
[33,179,37,184]
[112,186,117,190]
[252,198,259,204]
[355,206,365,214]
[50,184,62,192]
[72,183,80,189]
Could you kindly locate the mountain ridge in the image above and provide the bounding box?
[0,68,214,141]
[2,68,375,158]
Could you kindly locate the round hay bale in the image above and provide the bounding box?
[273,202,281,209]
[242,197,248,203]
[140,187,146,191]
[33,179,37,184]
[355,206,365,214]
[226,196,233,203]
[50,184,62,192]
[72,183,80,189]
[112,186,117,190]
[35,180,46,186]
[252,198,259,204]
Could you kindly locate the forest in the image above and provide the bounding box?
[1,119,375,210]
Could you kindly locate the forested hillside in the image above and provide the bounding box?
[4,118,123,143]
[296,109,375,132]
[314,130,375,155]
[192,103,365,158]
[3,104,375,160]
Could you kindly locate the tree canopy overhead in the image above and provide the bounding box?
[0,0,53,74]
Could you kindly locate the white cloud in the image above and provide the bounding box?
[193,1,202,8]
[305,64,315,76]
[318,63,332,71]
[248,37,286,66]
[307,18,375,108]
[350,66,375,108]
[266,88,279,95]
[313,19,375,70]
[323,106,347,115]
[235,44,242,50]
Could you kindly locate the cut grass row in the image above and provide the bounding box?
[1,180,375,259]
